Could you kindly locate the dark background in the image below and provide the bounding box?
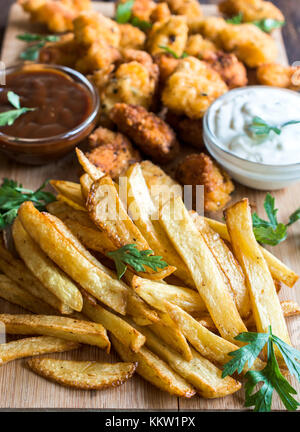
[0,0,299,62]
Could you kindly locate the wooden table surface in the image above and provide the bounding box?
[0,0,299,62]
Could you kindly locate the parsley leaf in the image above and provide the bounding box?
[107,244,168,279]
[17,33,60,61]
[0,91,36,127]
[248,116,300,139]
[115,1,151,31]
[253,19,285,33]
[131,16,152,31]
[158,45,188,59]
[226,13,243,24]
[0,179,56,230]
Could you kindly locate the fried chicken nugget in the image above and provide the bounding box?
[162,57,228,120]
[147,15,188,57]
[73,11,120,47]
[150,3,171,23]
[116,0,156,22]
[203,51,248,89]
[118,24,146,50]
[220,23,278,67]
[165,111,204,149]
[188,16,228,44]
[162,0,203,26]
[86,127,141,179]
[39,33,79,68]
[176,153,234,212]
[219,0,284,23]
[110,103,179,163]
[257,63,300,91]
[153,53,179,84]
[74,40,121,74]
[185,35,218,58]
[19,0,91,33]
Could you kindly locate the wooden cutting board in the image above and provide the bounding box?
[0,2,299,410]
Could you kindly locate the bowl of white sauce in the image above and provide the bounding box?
[203,86,300,190]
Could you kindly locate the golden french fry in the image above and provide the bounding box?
[27,358,136,390]
[0,240,71,314]
[0,314,110,351]
[50,180,84,206]
[0,274,56,315]
[136,325,241,398]
[225,199,291,347]
[56,195,86,211]
[18,202,128,315]
[110,334,196,398]
[81,291,146,352]
[126,163,195,286]
[160,196,247,344]
[80,173,93,200]
[204,217,299,288]
[132,275,206,314]
[281,300,300,317]
[13,218,83,312]
[47,201,93,228]
[190,211,251,318]
[87,176,176,280]
[194,314,218,333]
[76,148,104,181]
[126,289,160,325]
[0,337,79,366]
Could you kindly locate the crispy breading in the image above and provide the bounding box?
[118,24,146,50]
[153,53,179,85]
[257,63,300,91]
[150,3,171,23]
[188,17,228,45]
[147,15,188,57]
[176,153,234,212]
[39,33,79,67]
[116,0,156,21]
[165,112,204,149]
[162,0,203,26]
[220,23,278,67]
[219,0,284,22]
[110,103,179,163]
[120,49,159,80]
[185,34,218,58]
[73,11,120,47]
[162,57,228,119]
[203,51,248,89]
[86,127,141,179]
[19,0,91,32]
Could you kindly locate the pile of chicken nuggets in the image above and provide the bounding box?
[19,0,300,212]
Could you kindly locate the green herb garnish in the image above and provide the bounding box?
[247,116,300,139]
[0,91,36,127]
[253,19,285,33]
[252,193,300,246]
[222,326,300,412]
[17,33,60,61]
[107,244,168,279]
[226,13,243,24]
[158,45,188,59]
[115,0,151,31]
[0,179,56,230]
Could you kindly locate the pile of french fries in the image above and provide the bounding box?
[0,148,299,397]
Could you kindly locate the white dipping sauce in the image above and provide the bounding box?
[211,87,300,165]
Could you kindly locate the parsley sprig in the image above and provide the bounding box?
[158,45,188,59]
[222,326,300,412]
[107,244,168,279]
[226,13,285,33]
[0,91,36,127]
[226,13,243,24]
[252,193,300,246]
[0,179,55,230]
[247,116,300,139]
[116,0,152,31]
[17,33,60,61]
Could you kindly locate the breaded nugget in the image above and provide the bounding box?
[19,0,91,32]
[73,11,120,47]
[74,40,121,74]
[219,0,284,22]
[188,17,228,45]
[185,35,218,58]
[116,0,156,22]
[220,23,278,67]
[39,33,79,67]
[153,52,179,84]
[203,51,248,89]
[176,153,234,212]
[163,0,203,26]
[118,24,146,50]
[257,63,300,91]
[147,15,188,57]
[165,112,204,149]
[110,103,179,163]
[150,3,171,23]
[121,49,159,79]
[162,57,228,119]
[86,127,141,179]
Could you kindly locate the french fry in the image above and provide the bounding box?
[126,289,159,325]
[110,334,196,398]
[0,239,71,314]
[50,180,84,206]
[190,211,251,318]
[204,217,299,288]
[0,314,110,351]
[56,195,86,212]
[13,218,83,312]
[160,196,247,344]
[0,274,56,315]
[80,173,93,200]
[18,202,128,315]
[81,291,146,352]
[0,337,80,366]
[135,325,241,398]
[27,358,137,390]
[281,300,300,317]
[76,148,104,181]
[224,199,291,347]
[87,176,176,280]
[126,163,195,287]
[47,201,93,228]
